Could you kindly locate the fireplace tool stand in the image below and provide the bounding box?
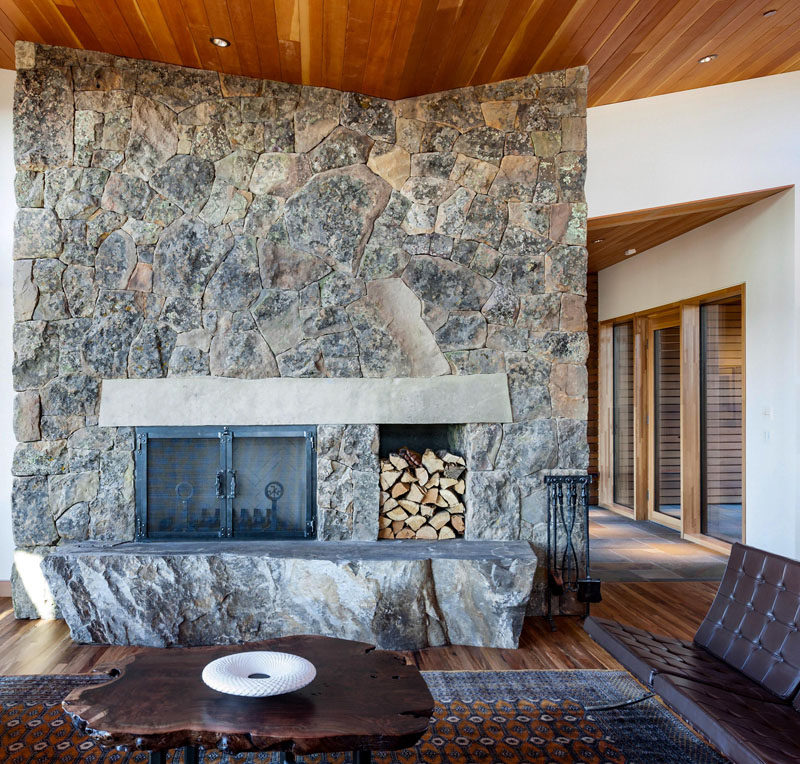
[544,474,600,631]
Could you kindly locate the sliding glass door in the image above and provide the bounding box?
[612,323,635,508]
[700,296,743,543]
[601,286,744,547]
[651,320,681,527]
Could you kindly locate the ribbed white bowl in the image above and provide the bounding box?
[201,651,316,697]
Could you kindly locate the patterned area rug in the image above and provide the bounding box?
[0,671,726,763]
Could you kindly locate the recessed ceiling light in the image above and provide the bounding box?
[210,37,231,48]
[763,9,777,16]
[592,238,605,244]
[698,54,718,64]
[624,248,637,257]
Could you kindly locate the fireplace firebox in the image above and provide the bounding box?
[134,426,317,541]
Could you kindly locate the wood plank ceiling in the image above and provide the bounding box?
[0,1,797,106]
[587,186,791,271]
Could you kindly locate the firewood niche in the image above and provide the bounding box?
[379,448,466,540]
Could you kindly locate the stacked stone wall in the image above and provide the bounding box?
[11,41,588,617]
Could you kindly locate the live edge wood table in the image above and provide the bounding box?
[62,635,435,764]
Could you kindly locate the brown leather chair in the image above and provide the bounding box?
[584,542,800,764]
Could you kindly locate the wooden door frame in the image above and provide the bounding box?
[647,311,683,531]
[598,321,637,518]
[597,284,745,550]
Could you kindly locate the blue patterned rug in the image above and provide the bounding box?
[0,671,726,763]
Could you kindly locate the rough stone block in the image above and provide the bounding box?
[13,441,68,477]
[13,391,41,442]
[13,209,63,259]
[15,66,73,169]
[12,477,56,546]
[465,472,520,540]
[550,363,588,419]
[13,260,39,321]
[42,541,536,649]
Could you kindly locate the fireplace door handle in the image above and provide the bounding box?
[228,470,237,498]
[215,471,225,499]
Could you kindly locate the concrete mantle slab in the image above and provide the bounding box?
[99,374,513,426]
[42,540,536,650]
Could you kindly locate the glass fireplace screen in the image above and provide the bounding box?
[134,426,316,540]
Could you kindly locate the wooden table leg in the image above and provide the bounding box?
[353,751,371,764]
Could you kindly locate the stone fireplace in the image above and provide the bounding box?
[11,41,589,649]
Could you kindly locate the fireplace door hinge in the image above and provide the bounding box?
[305,517,316,538]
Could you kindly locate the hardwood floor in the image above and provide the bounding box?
[0,581,718,676]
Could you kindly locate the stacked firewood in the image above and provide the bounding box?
[378,448,466,540]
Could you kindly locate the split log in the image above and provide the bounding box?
[390,482,409,498]
[405,515,427,531]
[389,455,409,470]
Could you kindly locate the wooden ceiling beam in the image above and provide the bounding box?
[587,186,792,272]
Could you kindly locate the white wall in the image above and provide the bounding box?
[0,68,14,584]
[587,72,800,557]
[586,70,800,216]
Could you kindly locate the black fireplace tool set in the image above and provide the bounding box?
[544,474,601,630]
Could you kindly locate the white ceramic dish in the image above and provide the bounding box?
[201,651,316,698]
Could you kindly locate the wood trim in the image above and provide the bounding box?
[602,285,746,324]
[588,186,792,272]
[647,312,682,531]
[740,287,747,544]
[0,580,10,598]
[693,285,746,547]
[598,322,613,507]
[682,533,732,556]
[681,304,701,536]
[599,502,635,520]
[633,316,649,522]
[587,272,599,505]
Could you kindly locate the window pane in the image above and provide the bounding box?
[701,297,743,542]
[654,325,681,519]
[612,323,635,507]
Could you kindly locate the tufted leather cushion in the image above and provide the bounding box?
[694,543,800,699]
[584,616,781,701]
[654,673,800,764]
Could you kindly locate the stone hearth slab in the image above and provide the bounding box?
[98,374,513,426]
[42,540,536,650]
